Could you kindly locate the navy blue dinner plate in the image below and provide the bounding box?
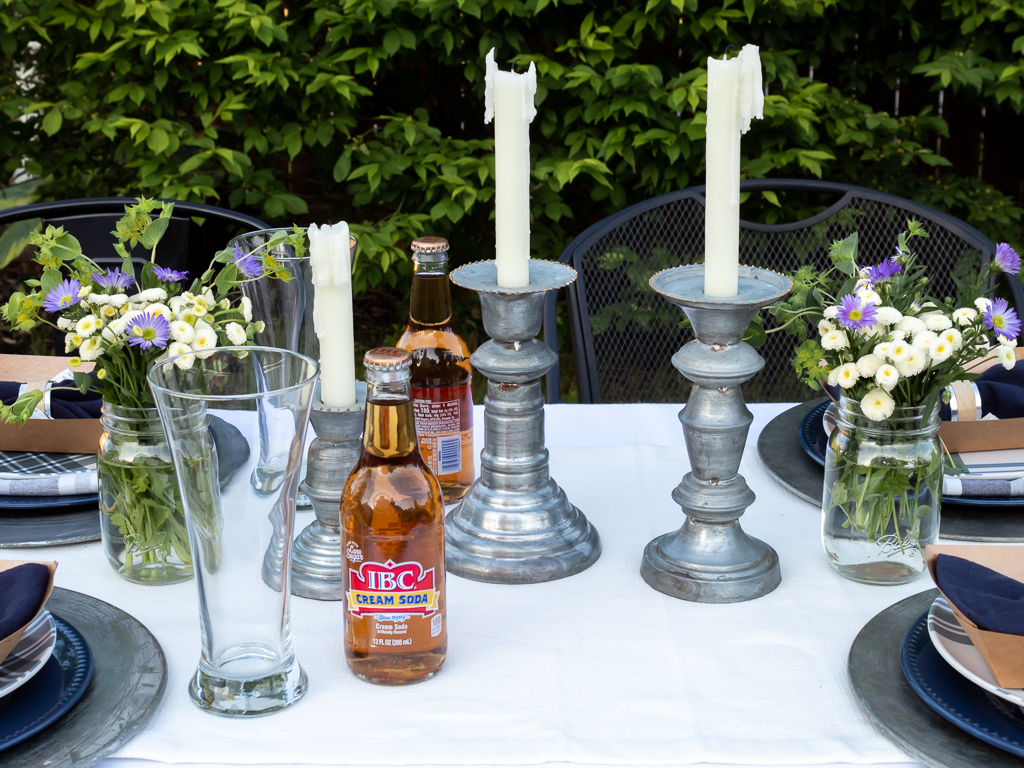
[901,609,1024,758]
[798,399,1023,508]
[0,493,98,510]
[0,614,93,753]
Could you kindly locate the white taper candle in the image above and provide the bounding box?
[485,48,536,289]
[703,44,763,298]
[309,222,356,407]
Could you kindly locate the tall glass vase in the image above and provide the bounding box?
[821,395,942,585]
[98,402,192,585]
[149,347,318,716]
[229,228,357,510]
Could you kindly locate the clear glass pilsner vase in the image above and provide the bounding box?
[822,395,942,585]
[98,402,193,585]
[148,347,318,717]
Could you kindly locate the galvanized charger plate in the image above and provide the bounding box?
[0,587,166,768]
[757,400,1024,542]
[0,505,100,548]
[849,589,1023,768]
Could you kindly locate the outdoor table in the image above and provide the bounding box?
[15,403,931,768]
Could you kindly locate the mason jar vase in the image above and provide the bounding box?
[821,395,942,585]
[98,402,192,585]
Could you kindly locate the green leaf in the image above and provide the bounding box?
[73,372,93,393]
[42,108,62,136]
[383,29,401,56]
[743,318,767,348]
[141,217,170,250]
[829,232,859,275]
[0,217,41,269]
[333,153,352,182]
[147,128,170,154]
[762,190,781,207]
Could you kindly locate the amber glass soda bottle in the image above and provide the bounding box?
[341,348,447,685]
[397,236,474,502]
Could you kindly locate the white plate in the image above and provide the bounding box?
[0,610,56,699]
[927,596,1024,709]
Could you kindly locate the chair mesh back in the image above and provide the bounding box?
[576,194,987,403]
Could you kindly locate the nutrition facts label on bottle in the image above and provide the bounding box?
[413,398,462,476]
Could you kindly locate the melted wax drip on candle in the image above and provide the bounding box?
[309,222,356,407]
[703,44,764,299]
[485,48,536,289]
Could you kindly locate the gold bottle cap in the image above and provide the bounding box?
[411,236,449,253]
[363,347,412,371]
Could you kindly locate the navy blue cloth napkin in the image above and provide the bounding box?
[0,380,101,419]
[935,553,1024,636]
[939,363,1024,421]
[0,563,50,640]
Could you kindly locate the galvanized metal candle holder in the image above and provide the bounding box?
[291,381,366,600]
[446,260,601,584]
[642,264,792,603]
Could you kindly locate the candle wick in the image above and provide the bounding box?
[723,44,735,59]
[513,58,521,70]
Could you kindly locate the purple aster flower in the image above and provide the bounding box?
[125,310,170,350]
[835,294,878,331]
[983,297,1022,342]
[43,278,82,313]
[864,257,902,285]
[232,242,263,279]
[153,266,189,282]
[994,243,1021,275]
[92,268,136,291]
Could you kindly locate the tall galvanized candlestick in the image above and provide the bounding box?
[446,260,601,583]
[290,381,366,600]
[642,264,791,603]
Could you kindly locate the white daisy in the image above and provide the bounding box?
[975,297,992,312]
[56,316,73,330]
[861,388,895,422]
[998,346,1016,370]
[193,326,218,359]
[823,305,839,319]
[1000,337,1018,349]
[821,330,850,350]
[99,304,118,320]
[896,316,927,336]
[875,307,903,325]
[108,293,129,308]
[75,315,99,337]
[924,314,953,332]
[146,302,173,320]
[89,293,110,306]
[895,347,927,377]
[875,364,899,392]
[856,354,883,377]
[169,320,196,344]
[888,341,912,363]
[77,284,92,298]
[873,342,892,358]
[912,331,938,351]
[79,336,103,361]
[167,341,196,370]
[131,288,168,303]
[254,320,265,333]
[225,322,247,345]
[952,307,977,326]
[835,362,860,389]
[939,328,963,350]
[857,289,882,306]
[929,339,953,364]
[240,296,253,322]
[889,329,907,341]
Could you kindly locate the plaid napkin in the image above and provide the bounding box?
[0,450,97,496]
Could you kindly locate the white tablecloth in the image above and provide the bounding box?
[11,403,934,768]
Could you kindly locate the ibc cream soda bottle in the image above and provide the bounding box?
[397,236,475,502]
[341,348,447,685]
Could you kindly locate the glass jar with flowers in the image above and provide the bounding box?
[1,198,303,584]
[764,221,1020,584]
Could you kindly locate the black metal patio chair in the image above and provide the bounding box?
[542,179,1024,404]
[0,197,268,278]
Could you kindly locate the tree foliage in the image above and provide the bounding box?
[2,0,1023,296]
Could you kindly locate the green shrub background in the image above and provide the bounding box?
[3,0,1024,394]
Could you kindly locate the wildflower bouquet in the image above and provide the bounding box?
[1,198,303,582]
[767,221,1020,579]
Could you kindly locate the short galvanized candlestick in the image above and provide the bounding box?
[291,381,366,600]
[447,260,601,584]
[642,264,792,603]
